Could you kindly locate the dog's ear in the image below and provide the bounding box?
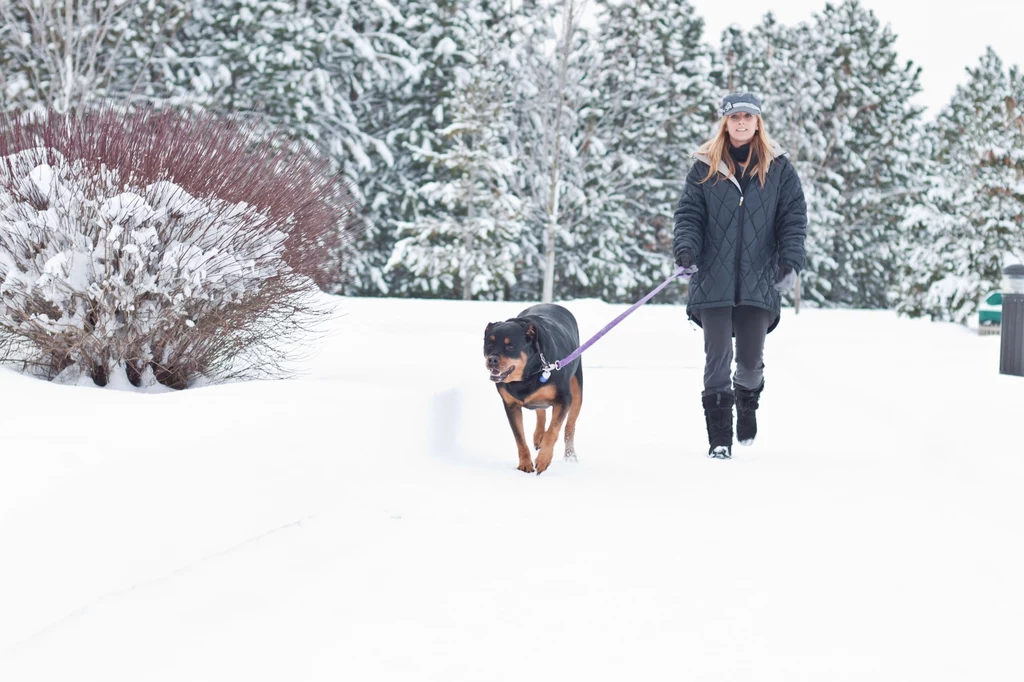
[484,321,496,337]
[524,323,537,343]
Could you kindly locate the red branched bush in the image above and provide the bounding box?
[0,107,353,388]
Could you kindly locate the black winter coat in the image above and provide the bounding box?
[672,147,807,333]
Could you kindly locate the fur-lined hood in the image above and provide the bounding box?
[692,141,787,189]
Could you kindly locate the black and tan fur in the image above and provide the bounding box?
[483,304,583,475]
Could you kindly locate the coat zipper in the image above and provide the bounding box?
[734,193,745,304]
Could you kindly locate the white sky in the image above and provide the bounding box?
[688,0,1023,118]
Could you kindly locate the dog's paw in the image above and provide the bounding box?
[534,451,553,475]
[517,460,535,474]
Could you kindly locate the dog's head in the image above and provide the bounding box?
[483,319,536,383]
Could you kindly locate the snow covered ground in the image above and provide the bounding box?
[1,294,1022,681]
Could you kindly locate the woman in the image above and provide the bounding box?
[672,92,807,459]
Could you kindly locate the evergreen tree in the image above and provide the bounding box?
[897,48,1024,322]
[504,0,591,302]
[387,3,526,300]
[575,0,715,302]
[810,0,925,308]
[162,0,412,166]
[156,0,413,291]
[717,1,925,308]
[356,0,484,296]
[0,0,187,113]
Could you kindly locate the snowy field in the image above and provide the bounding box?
[1,294,1022,681]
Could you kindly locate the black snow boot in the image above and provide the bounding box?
[702,392,734,459]
[735,379,764,446]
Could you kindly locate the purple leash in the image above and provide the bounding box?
[539,265,689,382]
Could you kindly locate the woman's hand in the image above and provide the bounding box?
[774,264,797,291]
[675,251,699,275]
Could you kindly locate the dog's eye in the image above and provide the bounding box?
[505,344,514,351]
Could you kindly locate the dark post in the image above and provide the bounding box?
[999,264,1024,377]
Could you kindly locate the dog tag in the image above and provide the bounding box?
[540,370,551,383]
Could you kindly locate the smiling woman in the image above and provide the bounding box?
[726,111,757,144]
[671,92,807,459]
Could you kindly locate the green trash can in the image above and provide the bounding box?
[1000,264,1024,377]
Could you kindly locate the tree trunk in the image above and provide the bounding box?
[541,2,578,304]
[463,133,478,301]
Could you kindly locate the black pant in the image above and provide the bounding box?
[699,305,773,396]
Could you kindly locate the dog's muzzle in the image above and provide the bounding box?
[487,356,515,382]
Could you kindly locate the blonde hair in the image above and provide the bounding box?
[696,115,777,187]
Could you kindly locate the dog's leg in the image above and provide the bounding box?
[503,403,534,473]
[533,409,547,451]
[563,374,583,462]
[535,399,570,475]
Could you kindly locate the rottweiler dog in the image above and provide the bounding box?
[483,303,583,475]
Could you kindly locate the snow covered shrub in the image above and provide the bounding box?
[0,108,351,388]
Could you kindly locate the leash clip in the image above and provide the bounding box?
[538,351,557,383]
